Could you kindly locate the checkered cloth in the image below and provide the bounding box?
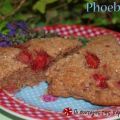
[1,25,120,120]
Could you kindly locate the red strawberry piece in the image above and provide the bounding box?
[85,52,100,69]
[93,73,109,89]
[41,94,58,102]
[17,49,32,64]
[31,51,51,71]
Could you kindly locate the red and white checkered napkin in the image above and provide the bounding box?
[0,25,120,120]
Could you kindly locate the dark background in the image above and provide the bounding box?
[0,0,120,33]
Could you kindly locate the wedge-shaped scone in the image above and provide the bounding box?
[46,35,120,105]
[0,37,81,92]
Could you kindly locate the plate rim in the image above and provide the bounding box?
[0,24,120,119]
[0,106,35,120]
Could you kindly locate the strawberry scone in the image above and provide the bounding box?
[0,37,81,92]
[46,35,120,105]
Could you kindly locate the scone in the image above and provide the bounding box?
[0,37,81,92]
[46,35,120,105]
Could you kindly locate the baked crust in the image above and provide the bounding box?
[0,37,81,92]
[46,35,120,105]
